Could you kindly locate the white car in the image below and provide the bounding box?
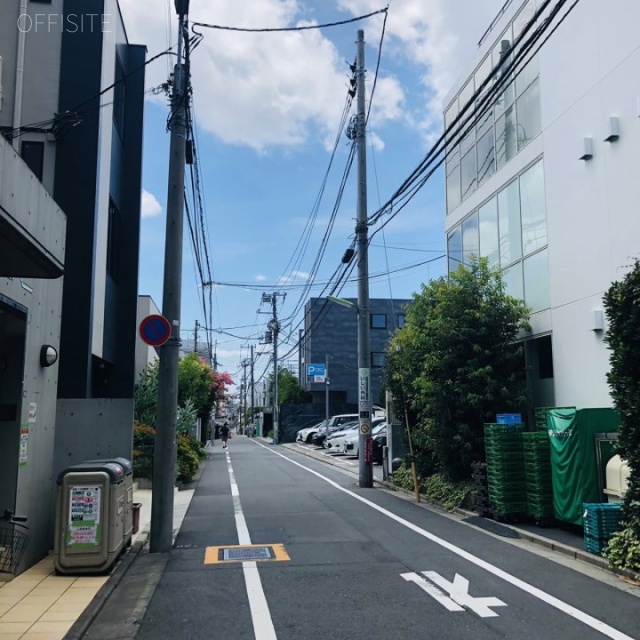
[323,422,359,452]
[296,421,325,443]
[342,422,387,456]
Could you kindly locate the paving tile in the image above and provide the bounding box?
[21,632,68,640]
[45,601,87,614]
[1,603,52,623]
[0,621,33,633]
[36,611,78,623]
[28,620,73,634]
[68,578,107,589]
[0,633,23,640]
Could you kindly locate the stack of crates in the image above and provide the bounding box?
[484,423,527,518]
[522,432,554,523]
[471,462,490,517]
[582,503,625,555]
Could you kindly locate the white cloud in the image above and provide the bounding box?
[277,270,311,285]
[120,0,503,150]
[141,189,162,218]
[255,274,267,282]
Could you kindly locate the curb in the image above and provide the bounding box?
[281,442,640,582]
[63,533,149,640]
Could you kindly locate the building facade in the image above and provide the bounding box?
[0,0,145,570]
[299,297,410,407]
[443,0,640,411]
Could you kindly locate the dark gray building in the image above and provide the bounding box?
[0,0,145,571]
[299,297,411,407]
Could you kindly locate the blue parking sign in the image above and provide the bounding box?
[306,363,326,383]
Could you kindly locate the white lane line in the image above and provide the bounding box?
[225,450,277,640]
[253,441,635,640]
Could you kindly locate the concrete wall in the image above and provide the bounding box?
[0,136,65,571]
[54,398,134,473]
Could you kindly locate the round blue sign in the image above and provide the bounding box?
[139,314,172,347]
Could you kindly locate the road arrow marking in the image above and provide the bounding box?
[401,572,464,612]
[422,571,507,618]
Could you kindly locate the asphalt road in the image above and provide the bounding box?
[116,437,640,640]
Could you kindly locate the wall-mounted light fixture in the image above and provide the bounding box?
[604,117,620,142]
[40,344,58,367]
[579,136,593,160]
[591,310,605,332]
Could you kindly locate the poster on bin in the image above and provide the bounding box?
[67,486,102,547]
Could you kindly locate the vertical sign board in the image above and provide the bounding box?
[67,486,102,547]
[306,363,326,383]
[359,368,371,433]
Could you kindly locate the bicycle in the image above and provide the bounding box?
[0,510,29,574]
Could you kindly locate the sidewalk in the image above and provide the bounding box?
[0,485,193,640]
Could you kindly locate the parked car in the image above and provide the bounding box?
[343,422,387,456]
[324,422,359,452]
[372,430,387,464]
[296,413,359,445]
[296,421,326,444]
[310,424,346,447]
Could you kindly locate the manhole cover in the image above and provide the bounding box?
[223,547,273,561]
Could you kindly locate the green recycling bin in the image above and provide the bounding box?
[54,461,126,575]
[86,458,134,546]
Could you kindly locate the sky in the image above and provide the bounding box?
[118,0,506,386]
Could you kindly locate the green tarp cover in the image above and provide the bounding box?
[548,408,619,525]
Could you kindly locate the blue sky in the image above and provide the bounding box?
[119,0,505,384]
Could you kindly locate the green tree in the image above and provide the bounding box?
[603,259,640,572]
[386,258,530,481]
[134,360,159,426]
[269,367,310,405]
[178,353,215,416]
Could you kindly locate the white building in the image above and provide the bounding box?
[443,0,640,411]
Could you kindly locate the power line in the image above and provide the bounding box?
[191,7,388,34]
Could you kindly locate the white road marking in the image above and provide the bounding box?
[254,441,635,640]
[401,572,464,612]
[423,571,507,618]
[225,450,277,640]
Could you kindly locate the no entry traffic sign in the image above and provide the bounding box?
[139,314,172,347]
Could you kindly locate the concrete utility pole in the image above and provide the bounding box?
[150,1,189,554]
[325,354,330,440]
[241,358,250,432]
[250,344,255,432]
[194,319,199,353]
[263,292,283,443]
[355,29,373,488]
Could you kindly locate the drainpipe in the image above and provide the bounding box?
[13,0,28,151]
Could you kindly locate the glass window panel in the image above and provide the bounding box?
[462,212,479,266]
[516,79,541,151]
[519,160,547,255]
[476,102,493,138]
[444,100,459,130]
[513,0,536,43]
[515,55,539,96]
[498,180,522,265]
[371,352,386,368]
[523,249,550,312]
[479,197,499,268]
[448,226,462,273]
[397,314,406,329]
[371,314,387,329]
[493,32,514,116]
[445,100,460,168]
[460,148,477,200]
[503,262,524,301]
[446,163,461,213]
[495,104,517,169]
[459,79,475,154]
[476,129,496,185]
[475,55,492,95]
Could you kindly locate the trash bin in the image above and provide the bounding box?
[54,461,126,575]
[86,458,134,547]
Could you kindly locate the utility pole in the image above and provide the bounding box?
[325,354,330,440]
[250,344,255,434]
[194,319,199,354]
[151,0,189,553]
[355,29,373,488]
[262,292,284,443]
[241,358,250,433]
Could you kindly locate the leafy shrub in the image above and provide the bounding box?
[424,473,472,512]
[389,462,420,492]
[177,433,201,482]
[133,423,155,479]
[604,528,640,579]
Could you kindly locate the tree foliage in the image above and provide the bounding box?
[134,354,234,427]
[270,367,311,405]
[386,258,530,481]
[603,259,640,572]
